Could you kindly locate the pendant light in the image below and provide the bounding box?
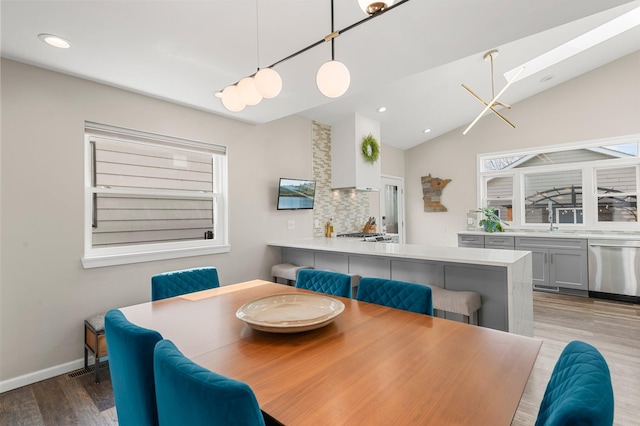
[461,49,525,135]
[216,0,411,110]
[316,0,351,98]
[358,0,395,15]
[237,77,263,106]
[221,85,246,112]
[316,60,350,98]
[255,68,282,98]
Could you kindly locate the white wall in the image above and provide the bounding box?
[381,143,405,178]
[405,51,640,246]
[0,59,314,388]
[365,143,406,221]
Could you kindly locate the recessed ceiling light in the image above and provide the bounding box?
[377,106,387,113]
[38,33,71,49]
[504,6,640,82]
[423,129,432,133]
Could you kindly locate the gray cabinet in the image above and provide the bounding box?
[457,234,514,249]
[444,264,508,331]
[515,237,588,295]
[281,248,516,333]
[484,235,515,250]
[458,234,484,248]
[349,255,391,279]
[314,252,349,273]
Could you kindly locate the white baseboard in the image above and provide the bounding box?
[0,357,93,393]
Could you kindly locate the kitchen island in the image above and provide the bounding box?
[268,238,533,337]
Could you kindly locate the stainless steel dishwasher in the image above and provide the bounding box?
[588,239,640,303]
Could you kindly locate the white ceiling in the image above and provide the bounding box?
[2,0,639,150]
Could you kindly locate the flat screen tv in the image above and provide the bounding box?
[277,178,316,210]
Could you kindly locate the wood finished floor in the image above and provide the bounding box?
[513,292,640,426]
[1,292,638,425]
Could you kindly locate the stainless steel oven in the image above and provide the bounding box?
[588,239,640,303]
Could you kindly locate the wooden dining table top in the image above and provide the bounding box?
[120,280,542,425]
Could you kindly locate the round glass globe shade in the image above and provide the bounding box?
[255,68,282,99]
[237,77,262,106]
[316,60,351,98]
[221,85,246,112]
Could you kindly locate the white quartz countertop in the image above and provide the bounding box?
[268,238,529,267]
[458,230,640,240]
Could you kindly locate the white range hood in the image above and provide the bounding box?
[331,113,381,191]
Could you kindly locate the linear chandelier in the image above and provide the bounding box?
[217,0,411,112]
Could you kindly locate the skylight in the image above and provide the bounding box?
[504,6,640,82]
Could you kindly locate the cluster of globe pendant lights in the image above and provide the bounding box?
[219,0,396,112]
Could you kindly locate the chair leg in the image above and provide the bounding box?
[273,276,277,283]
[463,314,470,324]
[94,332,100,383]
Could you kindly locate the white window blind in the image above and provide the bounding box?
[83,122,228,268]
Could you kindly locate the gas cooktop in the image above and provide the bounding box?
[336,232,384,238]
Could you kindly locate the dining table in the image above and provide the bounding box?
[119,279,542,425]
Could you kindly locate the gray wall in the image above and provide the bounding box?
[405,51,640,246]
[0,59,315,388]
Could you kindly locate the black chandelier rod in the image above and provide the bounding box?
[262,0,411,71]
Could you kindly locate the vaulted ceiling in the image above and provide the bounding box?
[2,0,638,149]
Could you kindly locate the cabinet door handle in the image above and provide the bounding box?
[544,252,547,263]
[550,253,553,264]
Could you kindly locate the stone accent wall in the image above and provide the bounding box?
[312,121,370,237]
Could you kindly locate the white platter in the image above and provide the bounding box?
[236,293,345,333]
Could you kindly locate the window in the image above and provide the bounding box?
[83,122,228,268]
[478,135,639,231]
[523,170,582,225]
[556,208,583,224]
[596,166,638,222]
[484,176,513,221]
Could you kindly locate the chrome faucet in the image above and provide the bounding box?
[548,201,557,233]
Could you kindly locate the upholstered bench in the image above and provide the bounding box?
[271,263,313,285]
[84,312,108,383]
[429,285,481,325]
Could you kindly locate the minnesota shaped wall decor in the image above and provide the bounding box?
[421,174,452,212]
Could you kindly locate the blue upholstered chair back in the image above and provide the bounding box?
[154,340,266,426]
[356,278,433,315]
[295,269,352,298]
[151,266,220,301]
[105,309,163,426]
[535,340,614,426]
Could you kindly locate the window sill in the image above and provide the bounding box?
[82,244,231,269]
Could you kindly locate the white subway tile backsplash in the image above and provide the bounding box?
[312,121,370,237]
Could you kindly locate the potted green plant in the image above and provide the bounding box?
[476,207,508,233]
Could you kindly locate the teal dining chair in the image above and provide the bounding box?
[535,340,614,426]
[105,309,163,426]
[154,339,266,426]
[356,277,433,315]
[295,269,352,298]
[151,266,220,301]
